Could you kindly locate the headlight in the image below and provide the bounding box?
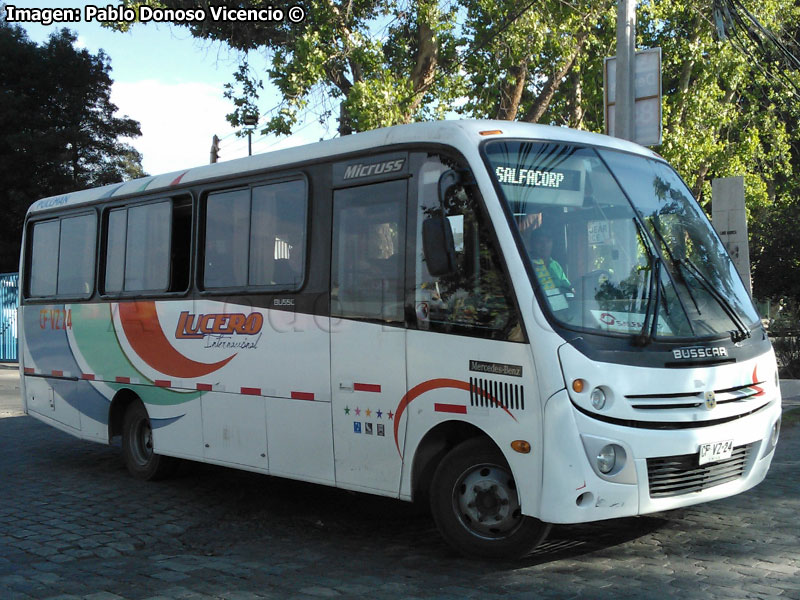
[591,387,607,410]
[597,445,616,474]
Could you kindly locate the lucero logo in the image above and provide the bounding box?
[672,346,728,360]
[343,158,405,180]
[176,311,264,339]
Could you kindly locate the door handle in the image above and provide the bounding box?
[339,381,354,392]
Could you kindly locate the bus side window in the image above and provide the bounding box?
[250,180,306,289]
[413,157,521,342]
[331,180,406,323]
[103,197,189,295]
[170,199,192,292]
[27,214,96,299]
[203,179,307,291]
[29,220,60,297]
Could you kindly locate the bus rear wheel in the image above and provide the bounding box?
[122,402,175,480]
[430,438,550,559]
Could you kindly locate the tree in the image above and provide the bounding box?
[117,0,463,137]
[457,0,616,126]
[0,20,144,271]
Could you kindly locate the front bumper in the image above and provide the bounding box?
[537,389,781,524]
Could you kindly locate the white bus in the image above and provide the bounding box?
[18,120,781,558]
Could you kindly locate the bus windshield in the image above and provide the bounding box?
[484,140,760,341]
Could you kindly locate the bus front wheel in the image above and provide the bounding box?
[430,438,550,559]
[122,402,175,480]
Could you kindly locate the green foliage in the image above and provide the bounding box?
[0,20,144,271]
[638,0,794,212]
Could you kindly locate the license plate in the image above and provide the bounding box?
[698,439,734,465]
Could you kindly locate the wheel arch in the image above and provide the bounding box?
[108,387,142,443]
[410,420,502,504]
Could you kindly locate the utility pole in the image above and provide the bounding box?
[210,134,220,164]
[615,0,636,141]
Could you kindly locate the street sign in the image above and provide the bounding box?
[604,47,662,146]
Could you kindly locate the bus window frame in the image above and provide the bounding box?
[24,208,99,303]
[406,149,529,344]
[197,173,310,297]
[98,195,192,299]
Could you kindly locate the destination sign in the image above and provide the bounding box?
[494,166,582,191]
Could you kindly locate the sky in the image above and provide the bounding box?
[6,0,326,175]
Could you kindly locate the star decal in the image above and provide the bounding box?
[355,407,361,416]
[388,410,394,420]
[365,408,372,418]
[376,409,383,419]
[344,406,350,415]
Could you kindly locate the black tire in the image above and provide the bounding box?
[121,401,176,480]
[430,438,550,559]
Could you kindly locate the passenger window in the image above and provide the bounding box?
[203,179,306,290]
[332,180,406,323]
[205,189,249,288]
[124,202,171,291]
[29,221,60,297]
[413,157,521,341]
[103,198,190,294]
[105,209,126,292]
[57,214,96,296]
[250,181,306,288]
[28,214,96,298]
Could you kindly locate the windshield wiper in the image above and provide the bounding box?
[632,217,661,346]
[678,256,751,343]
[648,219,750,343]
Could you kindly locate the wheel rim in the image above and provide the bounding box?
[130,417,154,466]
[452,462,523,539]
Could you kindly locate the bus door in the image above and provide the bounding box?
[401,153,541,503]
[330,176,409,495]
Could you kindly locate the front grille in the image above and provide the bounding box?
[647,443,753,498]
[626,381,766,410]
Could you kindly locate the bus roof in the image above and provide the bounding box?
[27,119,660,216]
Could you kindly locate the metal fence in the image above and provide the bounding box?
[0,272,19,362]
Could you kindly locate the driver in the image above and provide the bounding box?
[527,229,572,293]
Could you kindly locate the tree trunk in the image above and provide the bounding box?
[338,102,353,136]
[693,164,709,201]
[674,15,702,127]
[406,7,439,120]
[496,64,528,121]
[522,32,587,123]
[567,68,584,128]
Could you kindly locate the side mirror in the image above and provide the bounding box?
[422,216,456,277]
[438,169,461,206]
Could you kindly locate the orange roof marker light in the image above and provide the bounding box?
[479,130,503,136]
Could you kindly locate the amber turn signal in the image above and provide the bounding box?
[511,440,531,454]
[572,379,586,393]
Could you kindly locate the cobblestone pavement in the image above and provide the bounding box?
[1,367,799,600]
